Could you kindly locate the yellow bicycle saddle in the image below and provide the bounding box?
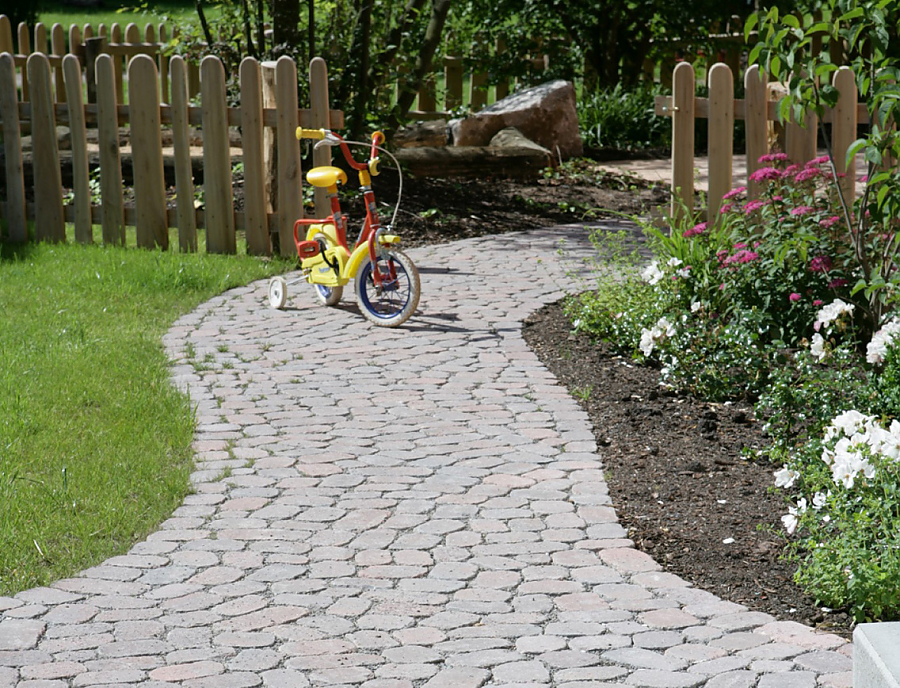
[307,166,348,189]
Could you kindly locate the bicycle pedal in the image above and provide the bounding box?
[297,240,321,259]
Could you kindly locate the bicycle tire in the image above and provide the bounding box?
[354,248,420,327]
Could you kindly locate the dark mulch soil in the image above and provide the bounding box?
[387,162,854,639]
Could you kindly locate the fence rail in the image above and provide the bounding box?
[656,62,867,221]
[0,50,343,257]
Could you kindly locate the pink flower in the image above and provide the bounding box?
[791,206,814,216]
[809,256,832,273]
[813,299,824,306]
[807,155,830,166]
[783,164,801,177]
[743,200,766,214]
[789,293,802,302]
[794,167,821,183]
[750,167,782,183]
[734,242,748,249]
[723,250,760,266]
[819,216,841,228]
[829,278,848,289]
[723,186,747,200]
[758,152,789,164]
[720,203,734,213]
[684,222,707,238]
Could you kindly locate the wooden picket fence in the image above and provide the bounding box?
[655,62,868,221]
[0,50,343,256]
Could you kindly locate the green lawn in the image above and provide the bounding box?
[38,0,203,33]
[0,237,289,595]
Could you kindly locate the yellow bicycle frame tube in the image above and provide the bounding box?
[302,224,351,287]
[343,236,402,281]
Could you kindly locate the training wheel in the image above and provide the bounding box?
[268,276,287,309]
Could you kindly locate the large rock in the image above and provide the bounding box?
[394,119,450,148]
[449,80,583,160]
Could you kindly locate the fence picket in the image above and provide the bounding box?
[96,55,125,244]
[18,23,30,101]
[444,56,463,110]
[201,56,236,254]
[169,56,197,252]
[0,52,27,241]
[128,54,168,249]
[68,24,82,63]
[744,65,768,199]
[52,23,65,102]
[0,16,12,53]
[832,67,857,204]
[158,24,169,104]
[671,62,695,223]
[112,24,124,103]
[239,57,269,256]
[63,54,92,243]
[275,56,302,257]
[786,100,817,166]
[707,63,733,220]
[309,56,333,219]
[27,53,65,242]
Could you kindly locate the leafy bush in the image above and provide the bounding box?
[579,84,671,151]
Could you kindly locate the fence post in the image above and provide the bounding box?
[495,38,510,100]
[744,65,768,199]
[261,61,278,215]
[444,55,463,111]
[27,53,66,242]
[276,55,302,257]
[112,23,124,103]
[417,73,437,113]
[96,54,125,245]
[239,57,270,256]
[84,36,108,104]
[671,61,695,224]
[707,63,734,221]
[63,54,92,243]
[169,56,197,252]
[201,55,236,254]
[309,56,332,219]
[832,66,857,203]
[0,52,27,241]
[786,78,817,166]
[128,54,169,249]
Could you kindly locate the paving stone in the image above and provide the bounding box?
[421,666,490,688]
[0,619,45,650]
[702,671,758,688]
[756,671,817,687]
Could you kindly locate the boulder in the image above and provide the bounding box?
[394,119,450,148]
[449,80,583,160]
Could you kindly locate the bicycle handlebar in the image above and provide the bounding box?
[295,128,384,173]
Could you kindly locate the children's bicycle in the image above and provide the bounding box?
[267,128,421,327]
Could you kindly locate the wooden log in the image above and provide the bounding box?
[96,54,125,244]
[0,52,27,241]
[309,56,332,219]
[275,56,302,257]
[170,56,197,252]
[239,57,270,256]
[128,54,168,249]
[707,63,733,221]
[671,61,695,223]
[27,53,65,242]
[52,23,65,102]
[393,145,553,179]
[63,54,92,243]
[200,56,236,254]
[832,66,857,204]
[744,65,768,199]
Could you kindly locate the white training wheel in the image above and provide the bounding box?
[268,276,287,309]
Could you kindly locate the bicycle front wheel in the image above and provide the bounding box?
[354,249,420,327]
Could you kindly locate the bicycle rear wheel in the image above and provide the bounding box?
[354,249,420,327]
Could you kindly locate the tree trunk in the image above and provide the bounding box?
[388,0,452,133]
[273,0,301,49]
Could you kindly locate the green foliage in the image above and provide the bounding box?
[579,84,671,151]
[0,242,287,595]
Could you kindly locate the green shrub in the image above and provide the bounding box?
[579,84,671,151]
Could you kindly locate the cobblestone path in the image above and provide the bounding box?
[0,226,852,687]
